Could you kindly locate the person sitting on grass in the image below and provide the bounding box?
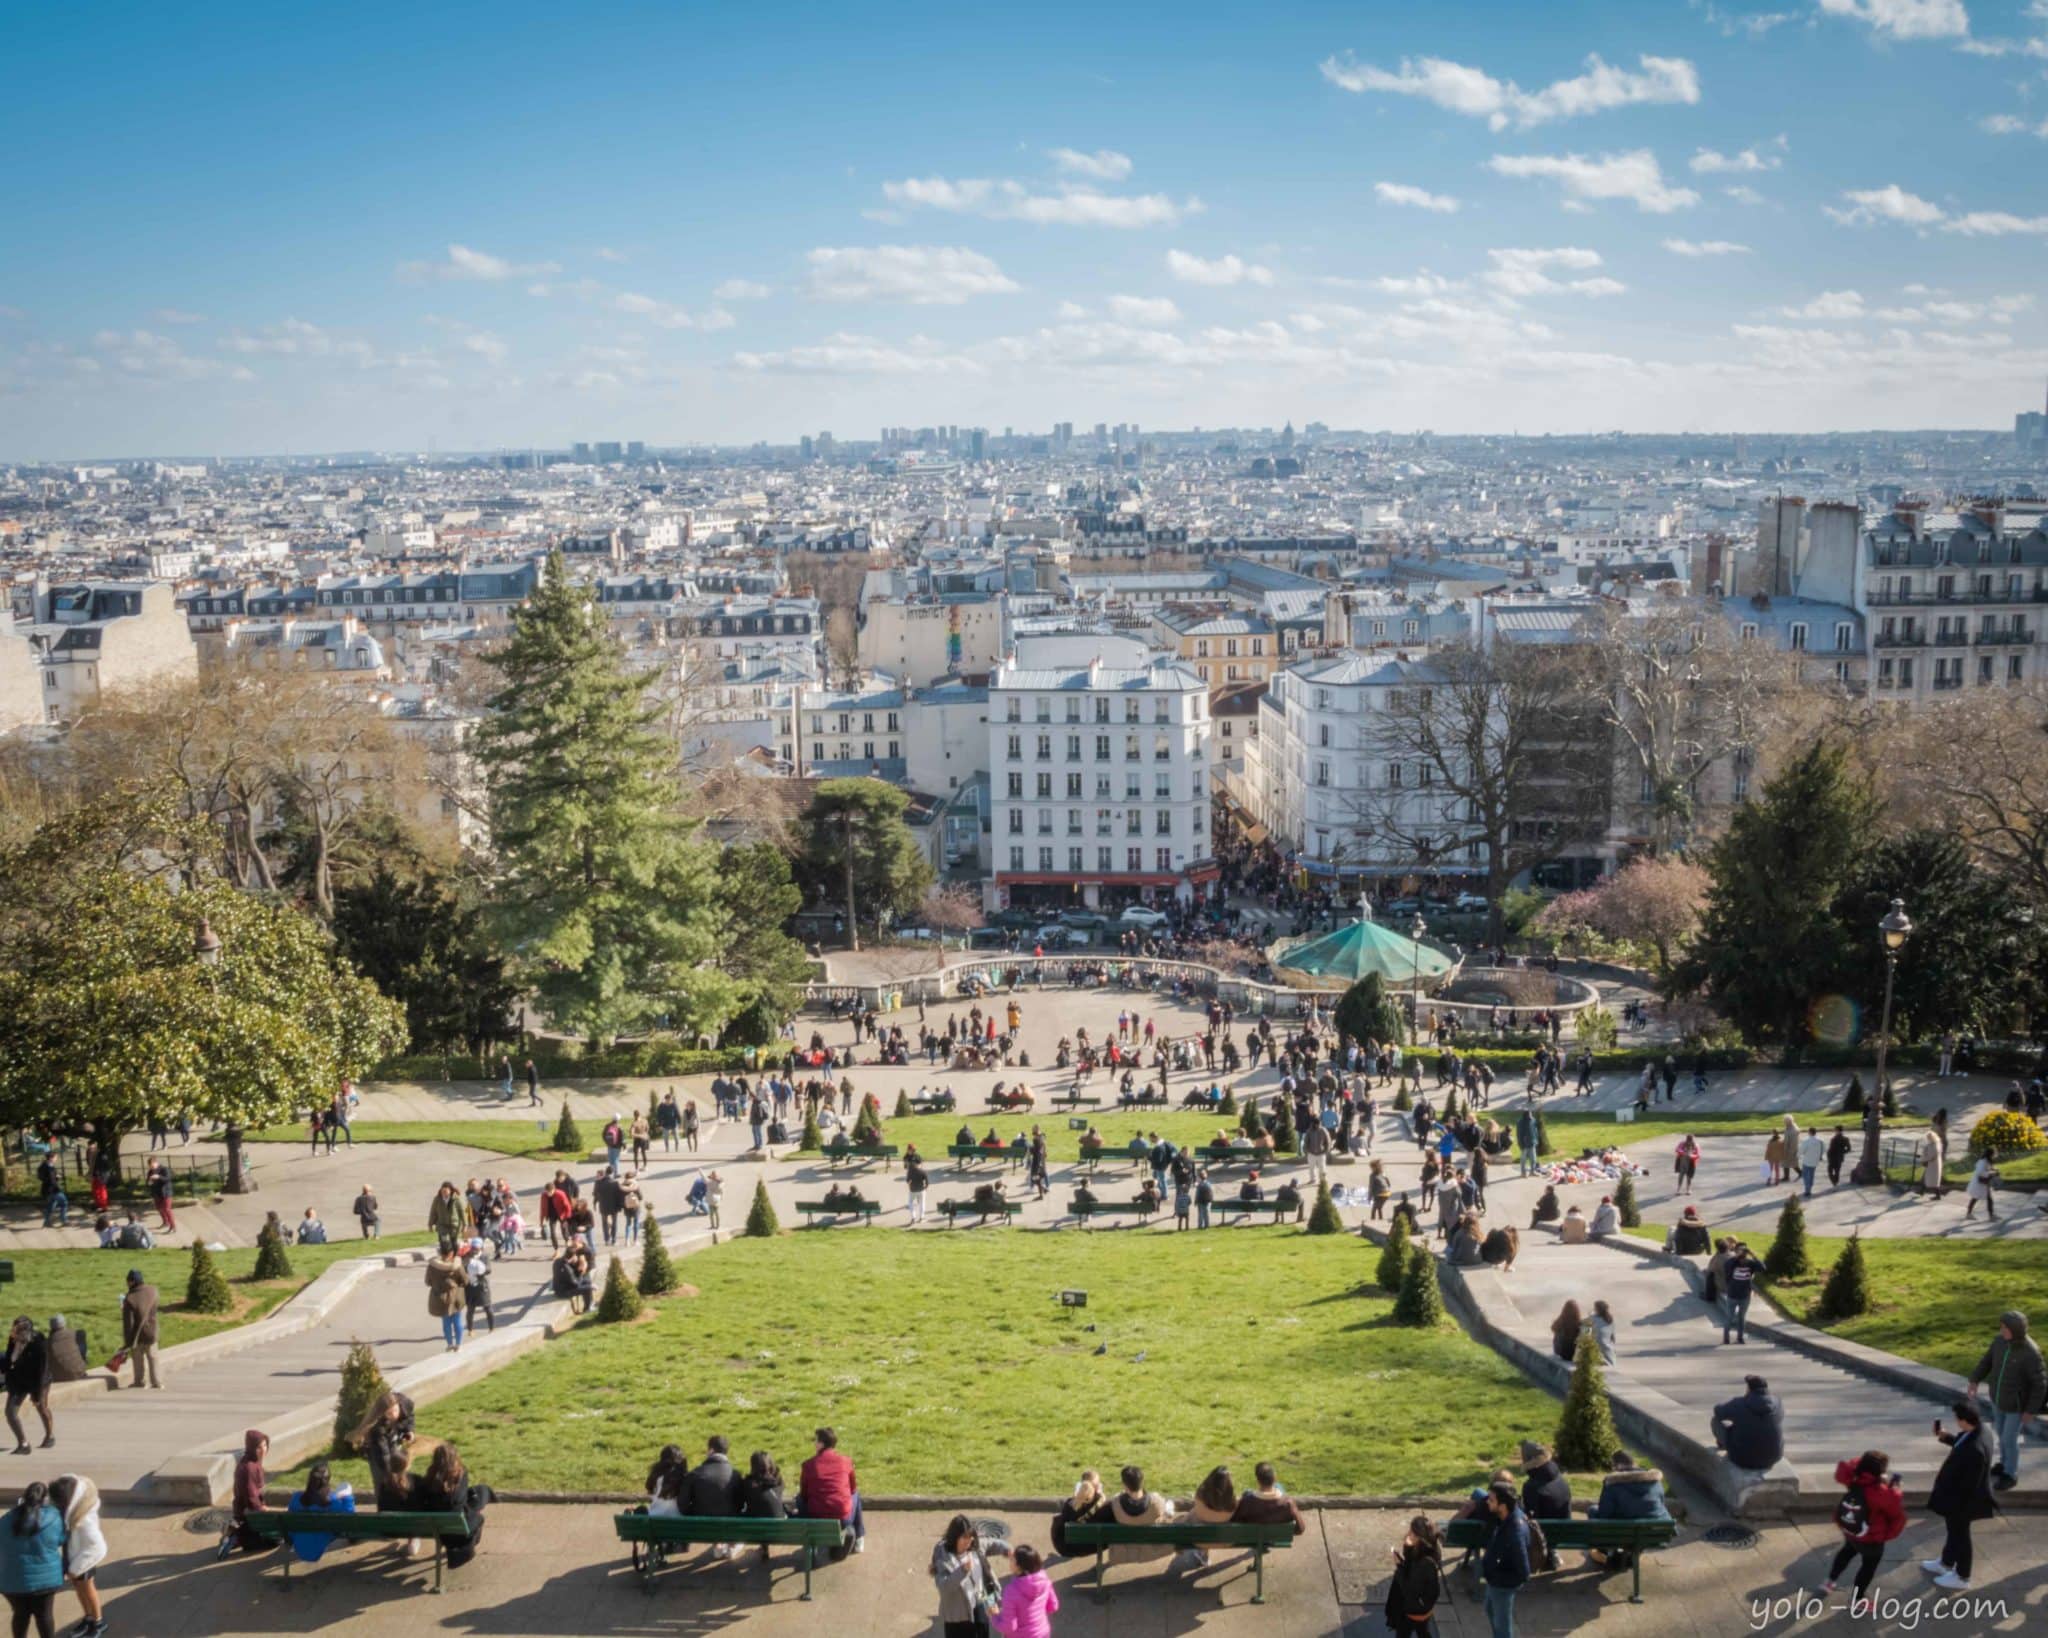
[1229,1462,1306,1535]
[1585,1449,1669,1571]
[797,1427,864,1559]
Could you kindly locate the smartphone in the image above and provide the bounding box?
[1932,1420,1944,1436]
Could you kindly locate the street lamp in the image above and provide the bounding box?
[1850,897,1912,1187]
[1409,911,1428,1042]
[193,918,222,966]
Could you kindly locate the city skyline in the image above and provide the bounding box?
[7,0,2048,458]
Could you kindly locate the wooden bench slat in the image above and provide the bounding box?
[245,1510,473,1539]
[614,1514,842,1545]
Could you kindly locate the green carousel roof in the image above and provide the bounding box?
[1273,914,1456,987]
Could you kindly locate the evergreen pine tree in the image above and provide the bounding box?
[852,1093,883,1145]
[331,1339,389,1455]
[596,1253,644,1323]
[1240,1096,1264,1139]
[252,1215,294,1281]
[1272,1097,1297,1154]
[647,1088,663,1130]
[1305,1178,1343,1235]
[1554,1327,1621,1471]
[186,1240,233,1314]
[636,1210,680,1297]
[743,1179,780,1238]
[1377,1211,1413,1292]
[1393,1083,1413,1112]
[1764,1193,1811,1280]
[1815,1231,1871,1321]
[1392,1242,1443,1327]
[893,1089,913,1119]
[1531,1107,1548,1159]
[553,1100,583,1155]
[1841,1074,1865,1114]
[1613,1173,1641,1229]
[1880,1077,1900,1118]
[799,1105,823,1151]
[1219,1086,1237,1116]
[473,550,725,1045]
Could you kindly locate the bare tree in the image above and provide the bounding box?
[1360,642,1608,937]
[920,881,982,963]
[823,607,860,688]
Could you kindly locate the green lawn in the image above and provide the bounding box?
[6,1234,433,1359]
[240,1120,591,1163]
[286,1231,1572,1498]
[816,1107,1283,1160]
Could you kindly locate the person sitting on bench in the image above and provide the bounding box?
[1135,1178,1161,1214]
[980,1128,1006,1150]
[1586,1450,1669,1571]
[822,1185,866,1210]
[1273,1181,1303,1219]
[1103,1465,1175,1562]
[1238,1171,1266,1203]
[1229,1463,1305,1535]
[955,1123,976,1148]
[1073,1182,1099,1211]
[970,1181,1009,1221]
[1080,1127,1104,1157]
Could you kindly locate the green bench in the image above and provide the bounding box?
[1075,1149,1122,1173]
[1196,1149,1265,1170]
[1062,1520,1297,1603]
[936,1197,1026,1226]
[1442,1516,1678,1604]
[821,1143,897,1169]
[1050,1094,1103,1109]
[946,1143,1021,1170]
[793,1199,881,1226]
[242,1508,476,1594]
[1070,1197,1158,1227]
[1213,1198,1302,1224]
[613,1511,847,1601]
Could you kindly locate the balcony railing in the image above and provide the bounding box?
[1975,629,2033,645]
[1866,588,2048,606]
[1873,631,1925,647]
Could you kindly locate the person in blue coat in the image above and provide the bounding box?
[0,1480,67,1638]
[287,1461,357,1563]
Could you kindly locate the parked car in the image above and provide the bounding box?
[968,927,1011,950]
[1059,910,1109,931]
[1381,896,1424,917]
[988,909,1039,930]
[1116,906,1170,929]
[1034,924,1090,948]
[1451,891,1489,914]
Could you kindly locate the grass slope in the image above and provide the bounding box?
[292,1231,1565,1497]
[9,1234,433,1358]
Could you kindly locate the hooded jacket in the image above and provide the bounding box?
[1589,1466,1670,1522]
[1520,1459,1572,1520]
[1928,1422,1997,1523]
[0,1502,64,1597]
[1972,1313,2046,1416]
[1104,1488,1174,1563]
[233,1430,268,1523]
[59,1476,106,1578]
[424,1255,468,1317]
[682,1451,742,1517]
[1831,1461,1905,1544]
[1712,1386,1785,1471]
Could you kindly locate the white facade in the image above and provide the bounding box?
[987,654,1215,909]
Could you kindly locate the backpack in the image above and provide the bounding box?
[1834,1486,1867,1537]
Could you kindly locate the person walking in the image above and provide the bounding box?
[602,1115,625,1173]
[0,1482,67,1638]
[3,1320,52,1454]
[119,1269,161,1391]
[425,1248,468,1352]
[1818,1450,1904,1613]
[1923,1401,1995,1592]
[1301,1119,1331,1187]
[991,1543,1058,1637]
[931,1513,1005,1638]
[352,1184,380,1241]
[1478,1481,1530,1638]
[525,1057,540,1107]
[1798,1129,1823,1199]
[630,1112,651,1171]
[428,1181,466,1254]
[1674,1134,1700,1197]
[34,1158,66,1231]
[1963,1153,2000,1221]
[1825,1125,1852,1188]
[462,1240,495,1336]
[683,1099,701,1153]
[1385,1515,1444,1637]
[1967,1311,2044,1490]
[49,1475,106,1638]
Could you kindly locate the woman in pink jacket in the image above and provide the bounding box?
[993,1543,1059,1637]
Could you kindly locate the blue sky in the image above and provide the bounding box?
[4,0,2047,456]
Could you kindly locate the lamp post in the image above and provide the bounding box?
[1850,898,1912,1187]
[1409,911,1428,1043]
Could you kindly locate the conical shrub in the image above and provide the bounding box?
[636,1211,679,1296]
[1840,1074,1865,1114]
[1555,1327,1620,1471]
[186,1240,233,1314]
[1393,1083,1413,1113]
[1240,1096,1264,1140]
[1305,1178,1343,1235]
[1880,1078,1900,1118]
[1377,1211,1413,1293]
[331,1339,389,1455]
[1272,1099,1297,1154]
[252,1216,294,1281]
[852,1094,883,1146]
[1764,1193,1811,1280]
[743,1180,780,1238]
[553,1100,583,1154]
[1815,1231,1871,1321]
[1613,1173,1641,1229]
[596,1253,644,1323]
[798,1106,823,1151]
[893,1089,913,1119]
[1392,1242,1443,1328]
[1218,1086,1237,1116]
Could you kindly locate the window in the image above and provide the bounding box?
[1094,734,1110,761]
[1093,699,1109,723]
[1196,639,1209,657]
[1125,774,1141,799]
[1034,697,1051,723]
[1899,658,1915,688]
[1979,655,1995,685]
[1068,847,1084,871]
[1127,847,1143,871]
[1067,809,1082,835]
[1093,846,1109,870]
[886,712,899,731]
[1096,808,1112,836]
[1156,848,1172,872]
[1314,761,1329,787]
[1835,622,1854,652]
[1035,733,1052,761]
[1154,735,1171,761]
[1155,773,1171,799]
[1314,689,1329,709]
[1035,773,1052,799]
[1006,733,1021,761]
[1008,846,1024,870]
[2011,655,2025,681]
[1878,657,1895,689]
[1066,773,1083,799]
[1036,810,1053,835]
[1008,809,1023,834]
[1154,700,1170,724]
[1386,763,1402,788]
[1833,659,1852,685]
[1006,772,1023,799]
[1095,776,1111,798]
[1065,734,1081,761]
[1124,700,1140,724]
[1252,639,1264,656]
[1126,809,1143,835]
[1125,735,1140,762]
[1065,698,1080,722]
[1739,622,1758,642]
[1788,623,1807,651]
[862,741,874,760]
[1317,723,1331,747]
[1038,847,1054,870]
[1225,638,1238,657]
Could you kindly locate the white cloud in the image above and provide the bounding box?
[713,279,773,301]
[1689,140,1784,173]
[1824,184,1946,225]
[1780,289,1866,319]
[732,332,982,375]
[804,245,1022,304]
[1370,271,1463,296]
[592,247,627,263]
[1943,211,2048,235]
[1049,147,1134,181]
[1816,0,1969,40]
[1663,238,1751,256]
[216,318,376,362]
[1374,181,1461,213]
[93,328,252,382]
[1483,247,1624,297]
[1165,250,1276,286]
[1979,113,2048,136]
[1724,184,1767,205]
[1108,294,1182,325]
[1485,150,1699,213]
[882,176,1200,229]
[462,331,510,364]
[613,291,736,329]
[1697,5,1798,37]
[398,244,561,283]
[1319,52,1699,130]
[1056,301,1091,319]
[152,308,207,325]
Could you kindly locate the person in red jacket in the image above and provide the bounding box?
[1820,1449,1905,1611]
[797,1426,864,1559]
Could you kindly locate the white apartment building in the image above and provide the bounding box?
[17,581,198,725]
[1243,650,1480,883]
[987,654,1215,912]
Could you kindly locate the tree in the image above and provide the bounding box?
[1554,1328,1621,1471]
[252,1216,294,1281]
[1613,1173,1641,1229]
[1681,741,1879,1046]
[596,1254,644,1323]
[743,1179,780,1238]
[1377,1212,1412,1292]
[852,1095,883,1145]
[1240,1095,1265,1140]
[1393,1083,1412,1113]
[1535,856,1709,984]
[636,1213,680,1297]
[704,842,811,1044]
[1815,1232,1871,1322]
[1334,973,1405,1051]
[553,1101,583,1155]
[0,791,406,1187]
[1218,1086,1237,1116]
[921,882,984,951]
[1361,643,1608,941]
[892,1089,914,1119]
[331,1339,389,1455]
[186,1241,233,1314]
[1305,1179,1343,1235]
[1841,1074,1865,1114]
[474,551,727,1046]
[1392,1242,1443,1327]
[1574,598,1797,855]
[1271,1098,1297,1154]
[799,1105,823,1150]
[1764,1194,1811,1280]
[331,867,517,1058]
[794,778,934,950]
